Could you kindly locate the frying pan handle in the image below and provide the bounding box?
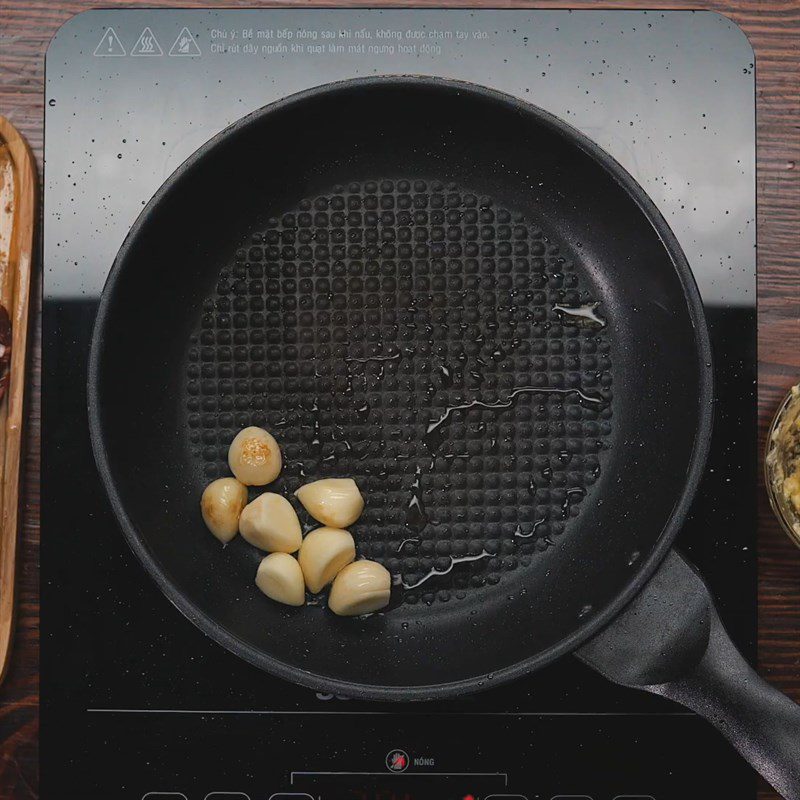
[576,550,800,800]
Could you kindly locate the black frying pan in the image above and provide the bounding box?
[87,77,800,798]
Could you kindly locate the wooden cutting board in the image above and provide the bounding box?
[0,116,35,685]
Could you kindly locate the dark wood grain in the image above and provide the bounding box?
[0,1,797,798]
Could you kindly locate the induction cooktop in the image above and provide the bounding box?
[43,9,757,799]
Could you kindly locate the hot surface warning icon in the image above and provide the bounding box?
[93,27,126,57]
[169,27,201,57]
[131,27,163,56]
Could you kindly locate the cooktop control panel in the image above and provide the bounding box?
[93,712,728,799]
[43,9,756,800]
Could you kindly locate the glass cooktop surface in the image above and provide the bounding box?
[43,9,756,800]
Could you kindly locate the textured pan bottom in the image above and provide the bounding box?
[185,179,613,605]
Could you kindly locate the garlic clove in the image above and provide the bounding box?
[239,492,302,553]
[255,552,305,607]
[328,560,391,616]
[295,478,364,528]
[200,477,248,543]
[228,426,282,486]
[297,527,356,594]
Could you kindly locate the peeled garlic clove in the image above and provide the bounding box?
[228,426,282,486]
[328,560,391,616]
[297,527,355,594]
[200,477,248,543]
[255,552,305,607]
[295,478,364,528]
[239,492,302,553]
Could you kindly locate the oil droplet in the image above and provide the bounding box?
[309,417,322,455]
[490,345,507,362]
[553,302,607,328]
[561,487,587,518]
[406,466,429,532]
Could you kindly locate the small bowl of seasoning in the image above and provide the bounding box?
[765,383,800,548]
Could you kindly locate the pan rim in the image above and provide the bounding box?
[87,74,714,702]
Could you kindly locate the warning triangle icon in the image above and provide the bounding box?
[131,27,163,56]
[169,27,201,57]
[93,27,126,57]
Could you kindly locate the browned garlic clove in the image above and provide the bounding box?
[200,477,248,543]
[228,426,282,486]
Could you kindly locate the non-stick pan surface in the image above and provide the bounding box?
[88,77,712,700]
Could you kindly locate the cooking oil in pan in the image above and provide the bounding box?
[561,487,587,518]
[401,550,493,591]
[552,301,607,327]
[405,465,429,533]
[423,385,607,452]
[514,519,547,539]
[344,351,402,365]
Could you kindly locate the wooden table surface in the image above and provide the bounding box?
[0,0,798,797]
